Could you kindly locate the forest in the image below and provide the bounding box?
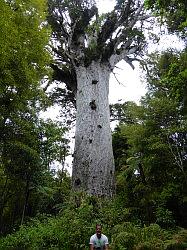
[0,0,186,249]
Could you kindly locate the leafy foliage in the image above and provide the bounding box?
[112,48,187,228]
[144,0,187,36]
[0,0,187,247]
[0,195,187,249]
[0,0,71,235]
[48,0,149,97]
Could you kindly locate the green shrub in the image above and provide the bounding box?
[164,240,187,250]
[156,207,175,228]
[0,194,186,250]
[164,229,187,250]
[112,231,136,250]
[135,241,160,250]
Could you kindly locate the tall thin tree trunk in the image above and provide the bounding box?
[138,163,147,185]
[21,179,30,226]
[72,62,115,197]
[0,176,8,233]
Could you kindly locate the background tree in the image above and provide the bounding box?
[112,49,187,227]
[145,0,187,111]
[0,0,70,234]
[144,0,187,35]
[48,0,150,197]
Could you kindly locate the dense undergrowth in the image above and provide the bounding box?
[0,193,187,250]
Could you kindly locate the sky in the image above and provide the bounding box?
[109,61,146,104]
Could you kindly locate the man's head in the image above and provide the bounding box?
[96,224,102,239]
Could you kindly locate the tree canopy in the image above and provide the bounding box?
[145,0,187,35]
[48,0,150,94]
[0,0,70,234]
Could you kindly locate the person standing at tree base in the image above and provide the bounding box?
[89,224,109,250]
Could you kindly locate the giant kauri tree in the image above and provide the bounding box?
[48,0,150,197]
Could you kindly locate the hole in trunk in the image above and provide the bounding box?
[92,80,98,85]
[89,139,92,143]
[97,125,102,129]
[89,100,96,110]
[75,178,81,186]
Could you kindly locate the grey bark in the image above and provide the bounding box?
[48,0,150,197]
[72,61,115,197]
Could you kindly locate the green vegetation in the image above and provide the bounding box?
[0,0,70,235]
[0,0,186,249]
[144,0,187,35]
[0,194,187,249]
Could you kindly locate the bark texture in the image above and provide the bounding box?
[48,0,149,197]
[72,61,115,197]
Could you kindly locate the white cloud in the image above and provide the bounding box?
[109,61,147,104]
[95,0,115,13]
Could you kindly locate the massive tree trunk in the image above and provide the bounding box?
[48,0,148,197]
[72,61,115,197]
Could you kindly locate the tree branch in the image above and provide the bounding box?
[50,64,77,93]
[102,3,147,67]
[109,43,139,68]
